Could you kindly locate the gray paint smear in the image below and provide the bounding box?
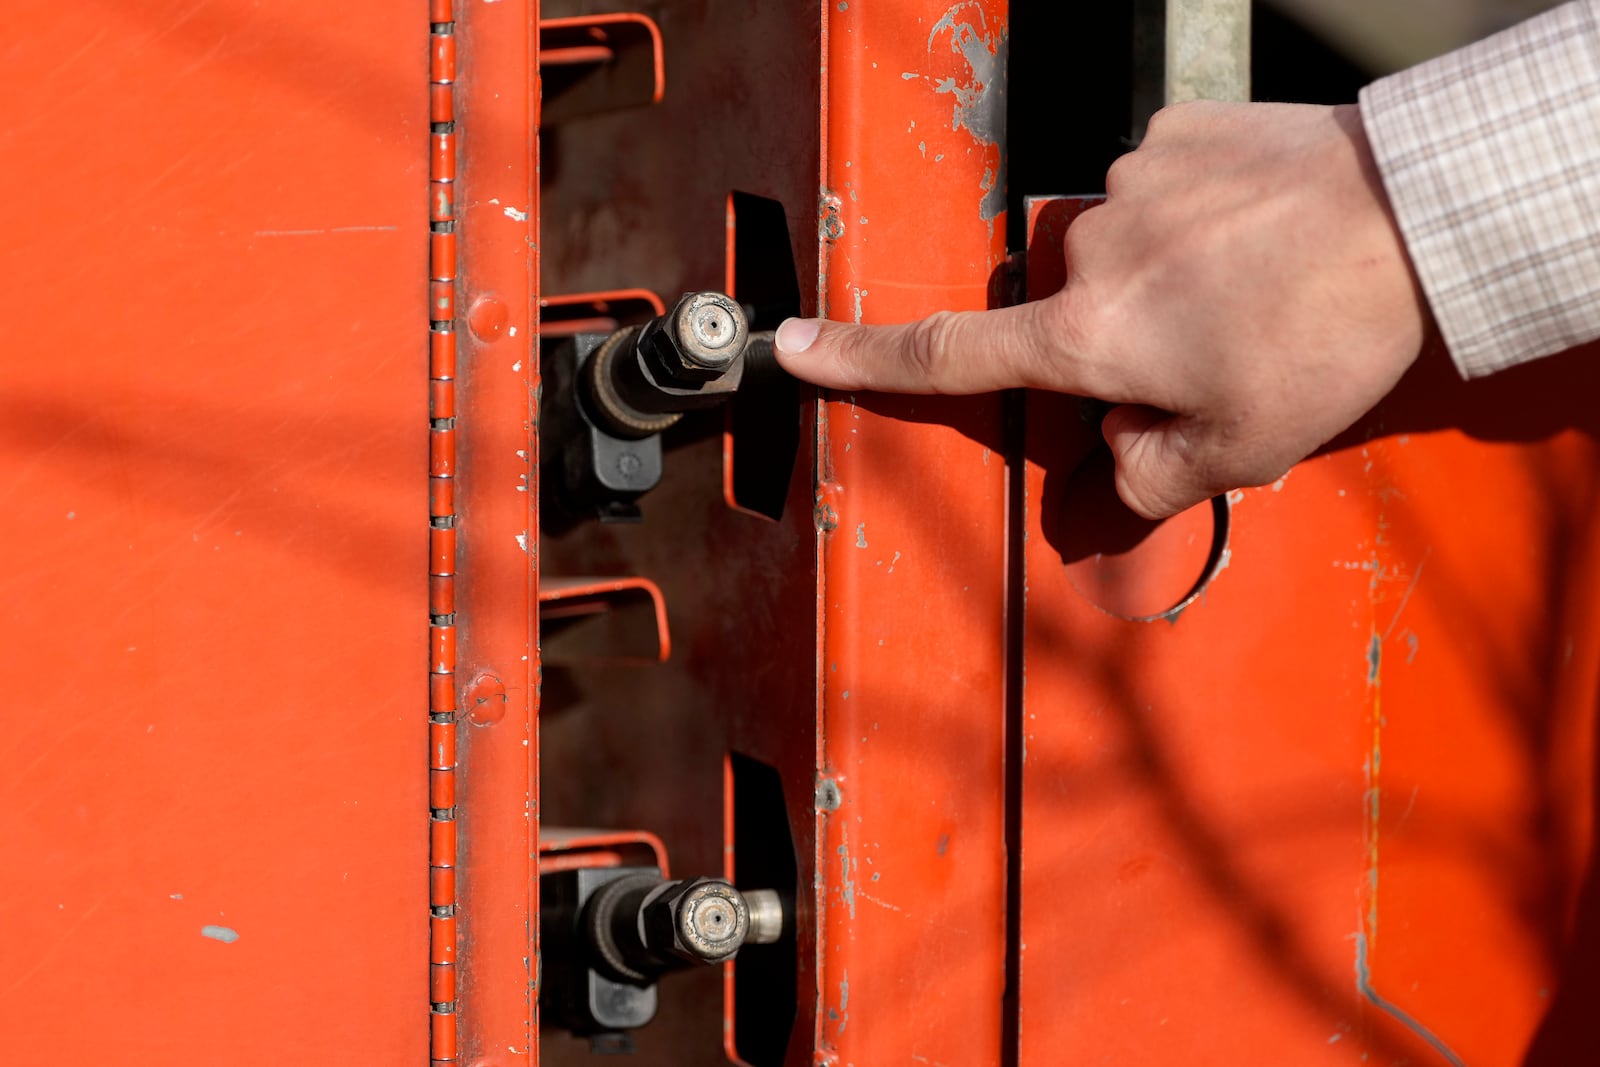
[1353,931,1468,1067]
[201,925,240,944]
[928,5,1009,221]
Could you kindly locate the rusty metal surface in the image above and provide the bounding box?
[0,0,429,1060]
[1019,196,1600,1065]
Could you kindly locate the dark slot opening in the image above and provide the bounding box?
[730,751,799,1067]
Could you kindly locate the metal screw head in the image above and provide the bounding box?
[638,292,748,381]
[670,879,750,962]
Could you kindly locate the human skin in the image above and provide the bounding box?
[773,101,1433,520]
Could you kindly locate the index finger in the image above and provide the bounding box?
[772,296,1115,396]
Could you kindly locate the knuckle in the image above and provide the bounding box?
[905,311,958,388]
[1061,206,1107,273]
[1104,151,1139,195]
[1143,104,1175,138]
[1144,99,1209,139]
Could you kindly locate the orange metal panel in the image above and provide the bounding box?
[0,0,428,1060]
[1018,197,1600,1065]
[452,0,541,1063]
[815,2,1012,1064]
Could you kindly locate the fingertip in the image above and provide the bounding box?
[774,317,822,357]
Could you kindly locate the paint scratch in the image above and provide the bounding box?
[1352,931,1469,1067]
[1380,550,1431,641]
[254,225,397,237]
[838,841,857,920]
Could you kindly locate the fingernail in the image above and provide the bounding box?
[775,317,821,355]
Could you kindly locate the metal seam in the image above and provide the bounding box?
[429,4,459,1064]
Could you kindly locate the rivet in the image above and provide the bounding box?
[464,673,507,726]
[467,296,509,342]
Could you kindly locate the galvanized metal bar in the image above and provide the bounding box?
[1166,0,1251,103]
[1134,0,1251,138]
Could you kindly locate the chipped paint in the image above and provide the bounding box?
[855,523,869,548]
[927,3,1007,220]
[502,205,528,222]
[816,776,843,812]
[838,842,857,919]
[819,192,846,241]
[201,925,239,944]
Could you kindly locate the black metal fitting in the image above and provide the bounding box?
[638,291,748,383]
[584,874,752,984]
[541,864,782,1038]
[582,292,755,443]
[541,289,784,524]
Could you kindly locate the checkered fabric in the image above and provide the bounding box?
[1359,1,1600,379]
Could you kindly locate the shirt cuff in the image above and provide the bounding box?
[1359,0,1600,379]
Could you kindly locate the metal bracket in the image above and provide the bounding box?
[539,13,666,123]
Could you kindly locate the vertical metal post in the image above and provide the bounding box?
[1133,0,1251,137]
[1166,0,1251,103]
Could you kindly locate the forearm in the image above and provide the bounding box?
[1360,0,1600,378]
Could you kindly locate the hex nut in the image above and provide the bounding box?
[639,292,749,384]
[642,877,750,965]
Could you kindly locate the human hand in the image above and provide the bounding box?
[774,102,1431,519]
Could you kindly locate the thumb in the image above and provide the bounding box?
[1101,404,1215,519]
[774,299,1106,395]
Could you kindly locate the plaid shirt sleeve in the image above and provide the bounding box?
[1359,1,1600,379]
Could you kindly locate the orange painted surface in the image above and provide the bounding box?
[0,0,429,1060]
[816,2,1012,1064]
[1019,198,1600,1065]
[10,3,1595,1063]
[454,0,541,1062]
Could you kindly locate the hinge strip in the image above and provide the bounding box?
[428,3,459,1064]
